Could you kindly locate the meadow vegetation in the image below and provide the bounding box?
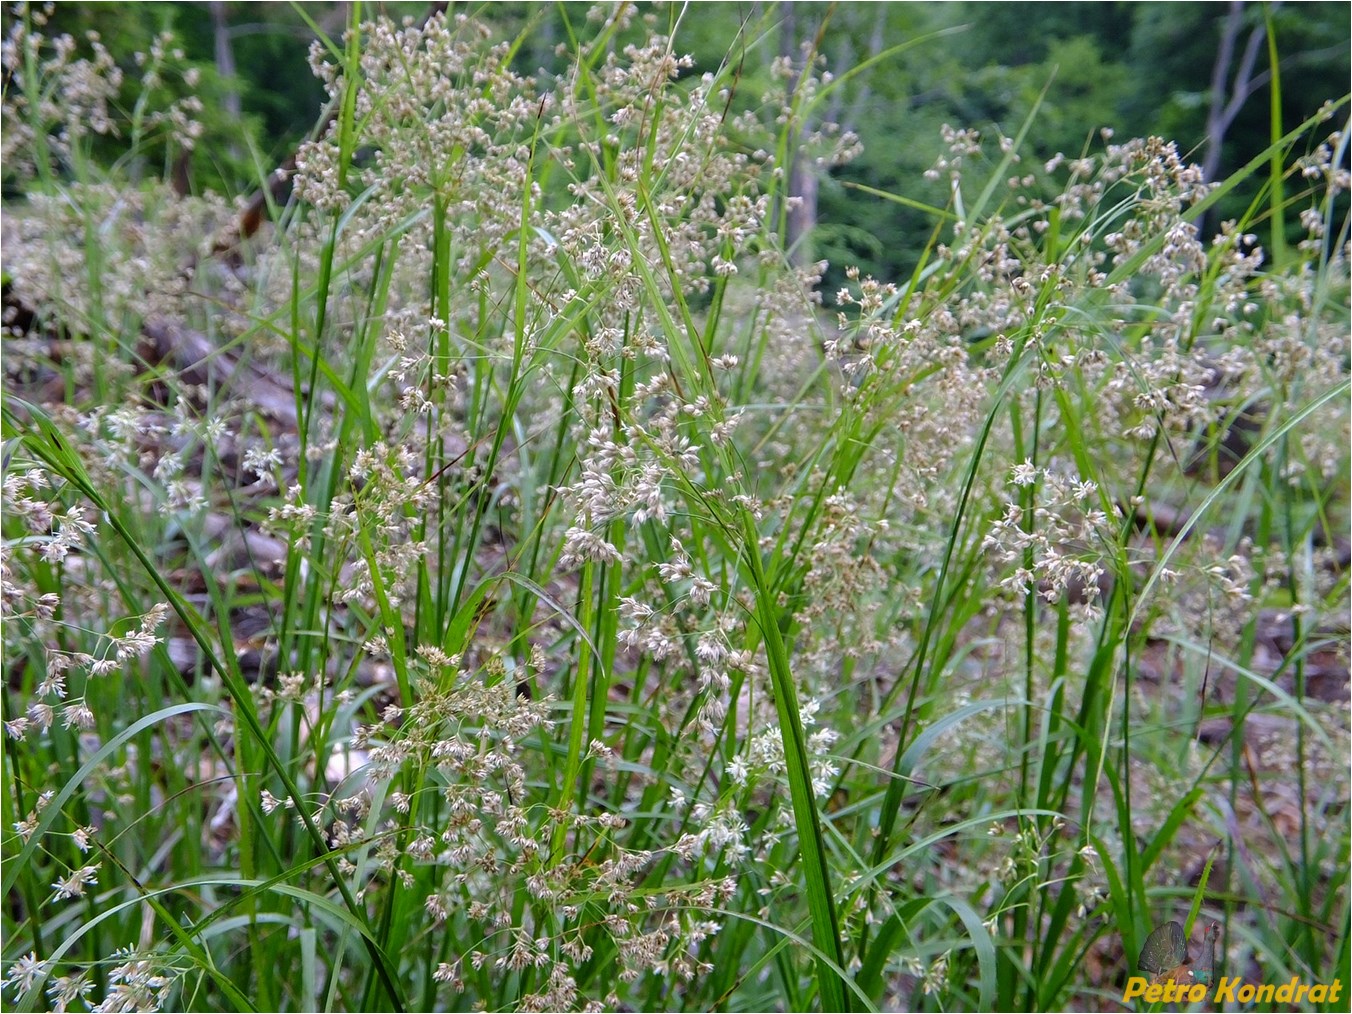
[2,4,1349,1011]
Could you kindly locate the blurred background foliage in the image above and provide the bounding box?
[11,1,1349,291]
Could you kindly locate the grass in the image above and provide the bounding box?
[2,5,1349,1012]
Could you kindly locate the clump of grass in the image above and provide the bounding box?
[3,4,1348,1012]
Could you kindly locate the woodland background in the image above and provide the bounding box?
[21,1,1350,291]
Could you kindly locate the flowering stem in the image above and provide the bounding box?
[6,401,408,1011]
[555,559,596,859]
[741,511,849,1012]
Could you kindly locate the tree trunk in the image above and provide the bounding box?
[1200,3,1267,238]
[210,1,242,122]
[787,159,818,268]
[779,1,817,268]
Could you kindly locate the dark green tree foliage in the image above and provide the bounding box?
[6,2,328,194]
[957,0,1137,68]
[170,3,330,153]
[810,2,1348,290]
[13,2,1348,282]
